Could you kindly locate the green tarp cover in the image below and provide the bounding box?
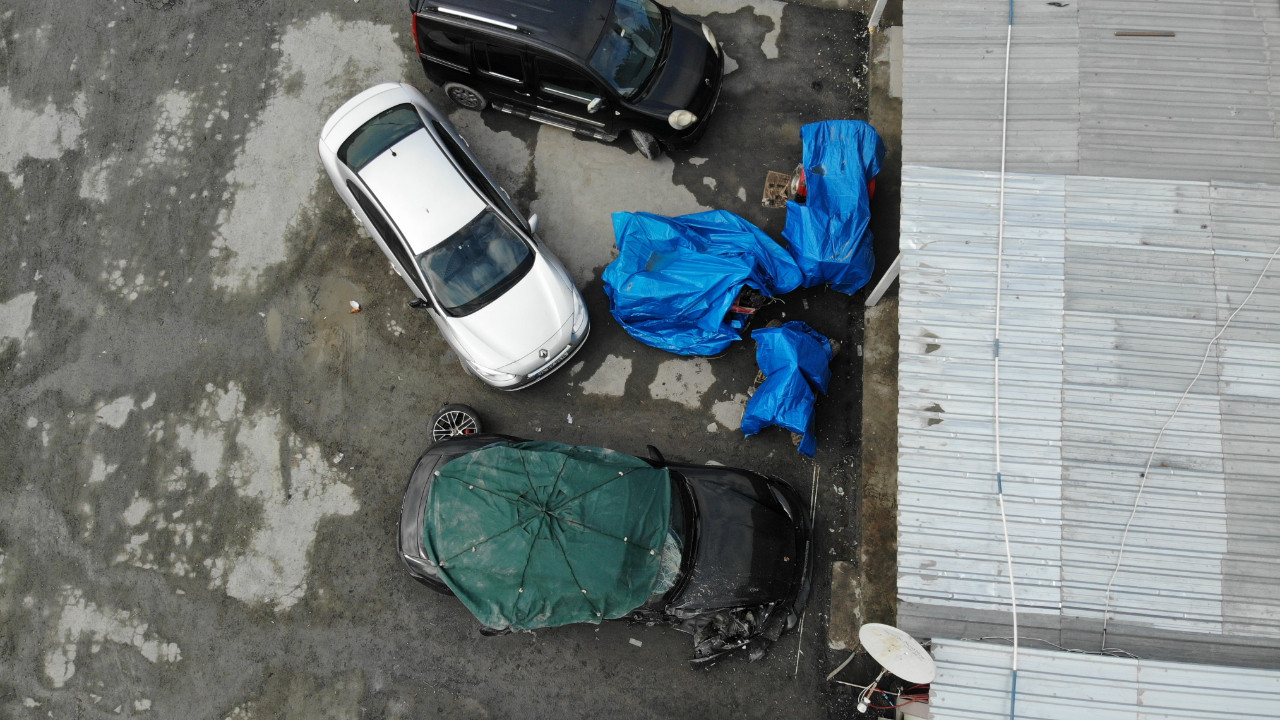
[423,441,672,630]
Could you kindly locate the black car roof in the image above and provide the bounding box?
[411,0,615,59]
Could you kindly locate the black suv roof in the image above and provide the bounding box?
[411,0,615,59]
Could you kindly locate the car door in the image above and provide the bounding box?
[531,56,618,138]
[342,177,429,302]
[345,174,468,359]
[414,17,471,75]
[472,41,531,110]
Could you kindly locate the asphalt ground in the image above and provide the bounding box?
[0,1,890,717]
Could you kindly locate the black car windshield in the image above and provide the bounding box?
[416,209,534,316]
[338,104,423,171]
[588,0,664,98]
[649,474,692,600]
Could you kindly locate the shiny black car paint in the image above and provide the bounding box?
[407,0,723,151]
[397,434,812,645]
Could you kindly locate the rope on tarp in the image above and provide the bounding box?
[993,2,1020,719]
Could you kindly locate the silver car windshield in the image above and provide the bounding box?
[589,0,664,98]
[417,209,534,316]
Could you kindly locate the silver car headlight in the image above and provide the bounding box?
[470,364,520,384]
[571,293,589,335]
[668,109,698,130]
[702,23,718,51]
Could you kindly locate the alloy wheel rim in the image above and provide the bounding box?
[433,410,479,440]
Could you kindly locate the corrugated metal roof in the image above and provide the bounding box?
[925,639,1280,719]
[902,0,1280,183]
[897,166,1280,665]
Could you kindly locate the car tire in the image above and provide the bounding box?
[630,129,663,160]
[430,403,482,442]
[444,83,487,111]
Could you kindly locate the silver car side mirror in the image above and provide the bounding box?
[528,213,539,233]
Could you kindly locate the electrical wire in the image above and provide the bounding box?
[1099,237,1280,649]
[993,2,1020,719]
[793,465,820,677]
[968,635,1140,659]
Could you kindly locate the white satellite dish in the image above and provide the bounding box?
[859,623,937,684]
[855,623,937,712]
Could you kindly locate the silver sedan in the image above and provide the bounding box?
[319,83,589,389]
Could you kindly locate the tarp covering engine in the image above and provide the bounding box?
[783,120,885,294]
[741,321,834,457]
[603,210,803,356]
[422,441,672,631]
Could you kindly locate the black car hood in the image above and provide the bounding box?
[667,467,804,614]
[635,10,719,116]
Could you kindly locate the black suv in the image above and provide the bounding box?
[408,0,724,159]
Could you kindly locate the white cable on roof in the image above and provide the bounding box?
[1100,238,1280,649]
[993,4,1020,717]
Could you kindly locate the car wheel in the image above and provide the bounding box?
[629,129,663,160]
[444,83,487,111]
[430,404,482,441]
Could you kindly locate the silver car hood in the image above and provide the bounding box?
[443,255,576,372]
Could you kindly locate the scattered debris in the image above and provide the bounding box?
[682,604,789,664]
[762,170,792,208]
[629,638,643,648]
[349,300,361,313]
[566,414,573,425]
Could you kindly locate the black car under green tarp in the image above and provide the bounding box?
[422,441,673,631]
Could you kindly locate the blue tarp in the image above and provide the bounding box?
[603,210,803,356]
[783,120,885,294]
[740,321,833,457]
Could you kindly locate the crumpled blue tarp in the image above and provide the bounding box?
[740,321,834,457]
[783,120,885,294]
[603,210,803,356]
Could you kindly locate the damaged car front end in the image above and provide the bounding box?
[632,460,812,663]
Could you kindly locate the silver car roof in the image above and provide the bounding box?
[359,128,485,256]
[321,83,487,256]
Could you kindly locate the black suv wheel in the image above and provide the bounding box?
[630,129,663,160]
[444,83,487,111]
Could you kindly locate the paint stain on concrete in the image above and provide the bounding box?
[529,127,708,284]
[580,354,632,397]
[88,455,117,484]
[0,87,86,175]
[101,258,169,301]
[143,89,195,167]
[44,586,181,688]
[649,358,715,409]
[711,393,748,431]
[96,395,136,429]
[211,411,358,611]
[211,14,406,292]
[119,384,359,611]
[0,290,37,351]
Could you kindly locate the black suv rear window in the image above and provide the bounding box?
[338,104,424,171]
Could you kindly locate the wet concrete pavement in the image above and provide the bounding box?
[0,1,898,717]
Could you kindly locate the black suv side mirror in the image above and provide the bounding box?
[408,298,431,310]
[586,97,604,114]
